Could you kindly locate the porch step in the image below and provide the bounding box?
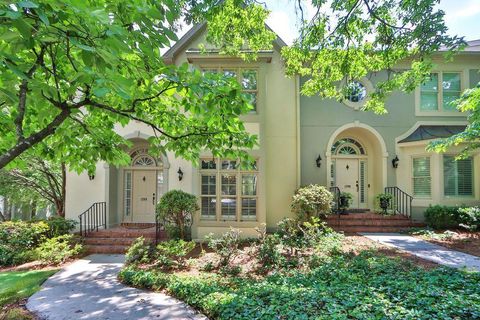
[326,212,425,233]
[82,226,167,254]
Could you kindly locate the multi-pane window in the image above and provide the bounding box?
[202,67,258,112]
[443,156,473,196]
[199,158,258,221]
[412,157,431,197]
[420,72,462,112]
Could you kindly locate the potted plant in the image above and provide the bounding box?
[338,192,353,214]
[377,193,393,214]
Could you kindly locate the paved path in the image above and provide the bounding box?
[27,254,207,320]
[361,233,480,272]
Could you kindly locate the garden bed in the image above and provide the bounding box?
[412,230,480,257]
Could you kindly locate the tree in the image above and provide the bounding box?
[0,0,275,172]
[0,154,66,217]
[281,0,464,114]
[427,85,480,156]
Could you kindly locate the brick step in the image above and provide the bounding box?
[326,219,425,227]
[83,237,156,246]
[85,244,130,254]
[85,230,162,239]
[331,225,422,233]
[326,213,410,220]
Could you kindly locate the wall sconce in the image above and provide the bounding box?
[88,174,95,181]
[315,155,322,168]
[177,168,184,181]
[392,156,399,169]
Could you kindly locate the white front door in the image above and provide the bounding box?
[132,170,157,223]
[335,158,363,208]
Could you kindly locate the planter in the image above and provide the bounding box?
[339,195,349,214]
[380,198,390,214]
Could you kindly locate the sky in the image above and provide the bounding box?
[263,0,480,45]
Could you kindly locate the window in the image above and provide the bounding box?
[420,72,462,112]
[443,156,473,196]
[124,171,132,216]
[199,158,258,221]
[202,67,258,113]
[331,138,366,155]
[412,157,431,197]
[344,81,367,103]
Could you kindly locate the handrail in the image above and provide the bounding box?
[384,187,413,218]
[78,202,107,237]
[329,186,341,214]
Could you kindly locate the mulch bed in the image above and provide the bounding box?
[414,231,480,257]
[0,299,37,320]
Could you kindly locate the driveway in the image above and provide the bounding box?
[27,254,207,320]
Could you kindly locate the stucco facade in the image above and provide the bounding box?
[65,26,480,236]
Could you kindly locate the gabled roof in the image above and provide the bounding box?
[439,39,480,53]
[162,22,287,64]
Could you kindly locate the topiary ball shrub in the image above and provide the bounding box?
[156,190,199,240]
[291,184,333,221]
[424,205,461,230]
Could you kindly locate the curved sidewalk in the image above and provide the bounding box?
[362,233,480,272]
[27,254,207,320]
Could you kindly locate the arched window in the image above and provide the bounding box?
[130,148,159,167]
[331,138,366,155]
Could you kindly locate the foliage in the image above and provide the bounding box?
[156,190,199,240]
[119,253,480,320]
[156,240,195,270]
[42,216,77,237]
[125,237,154,265]
[428,84,480,156]
[282,0,463,114]
[256,233,282,271]
[0,155,66,216]
[409,228,458,240]
[373,193,396,215]
[0,269,57,307]
[0,0,275,170]
[0,220,49,266]
[205,228,242,268]
[290,184,333,221]
[35,234,83,264]
[457,207,480,231]
[424,205,462,229]
[338,192,353,210]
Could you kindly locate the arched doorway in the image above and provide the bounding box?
[122,146,167,223]
[326,122,388,209]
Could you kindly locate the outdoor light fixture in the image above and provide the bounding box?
[392,156,399,169]
[177,168,184,181]
[88,174,95,181]
[316,155,322,168]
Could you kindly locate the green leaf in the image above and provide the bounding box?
[17,1,39,8]
[93,87,109,97]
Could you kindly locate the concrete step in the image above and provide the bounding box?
[85,244,130,254]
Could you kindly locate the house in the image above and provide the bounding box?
[64,24,480,243]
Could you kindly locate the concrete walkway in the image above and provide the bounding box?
[27,254,207,320]
[361,233,480,272]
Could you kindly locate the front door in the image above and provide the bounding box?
[335,158,360,208]
[132,170,157,223]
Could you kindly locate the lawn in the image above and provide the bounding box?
[0,269,57,307]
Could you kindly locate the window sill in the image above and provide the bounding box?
[415,111,467,117]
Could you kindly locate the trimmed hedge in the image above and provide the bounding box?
[424,205,480,230]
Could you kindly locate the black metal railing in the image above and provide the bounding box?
[384,187,413,218]
[155,214,164,245]
[79,202,107,237]
[329,186,341,214]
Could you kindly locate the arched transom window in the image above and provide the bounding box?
[331,138,366,155]
[130,148,159,167]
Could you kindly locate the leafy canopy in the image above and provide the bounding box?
[282,0,464,114]
[0,0,274,172]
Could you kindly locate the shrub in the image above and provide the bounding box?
[424,205,461,229]
[257,233,283,270]
[291,184,333,221]
[457,207,480,231]
[338,192,353,210]
[156,190,199,240]
[156,240,196,270]
[35,234,83,265]
[125,237,154,265]
[205,228,242,268]
[43,216,77,237]
[0,221,49,266]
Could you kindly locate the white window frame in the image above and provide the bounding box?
[415,70,468,116]
[199,158,259,222]
[442,154,474,198]
[411,155,432,198]
[201,67,259,114]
